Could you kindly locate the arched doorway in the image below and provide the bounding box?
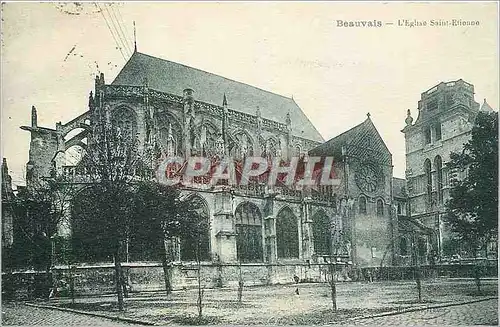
[312,210,331,256]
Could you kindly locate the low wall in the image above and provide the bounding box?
[357,261,498,282]
[3,261,496,301]
[1,262,351,300]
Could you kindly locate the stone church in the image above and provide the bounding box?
[18,50,417,284]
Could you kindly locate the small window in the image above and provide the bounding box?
[376,199,384,217]
[359,196,367,215]
[425,128,432,144]
[418,238,427,257]
[400,238,408,256]
[397,203,402,215]
[435,123,442,141]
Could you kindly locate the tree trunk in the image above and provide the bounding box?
[113,252,124,311]
[162,257,172,295]
[237,262,243,303]
[415,267,422,302]
[196,244,203,319]
[474,249,481,294]
[45,265,53,301]
[69,265,75,306]
[121,267,129,298]
[162,238,173,295]
[329,263,337,311]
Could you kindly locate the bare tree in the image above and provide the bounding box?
[71,105,143,311]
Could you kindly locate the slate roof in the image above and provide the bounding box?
[111,52,324,142]
[392,177,407,198]
[308,115,392,165]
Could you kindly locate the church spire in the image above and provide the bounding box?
[222,94,229,156]
[223,93,228,107]
[31,105,37,127]
[133,21,137,53]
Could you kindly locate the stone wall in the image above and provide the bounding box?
[1,262,352,300]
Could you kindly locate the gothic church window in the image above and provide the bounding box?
[180,195,211,261]
[235,202,263,262]
[358,196,367,215]
[276,207,299,259]
[376,199,384,217]
[230,133,254,160]
[425,127,432,144]
[424,159,432,202]
[312,210,331,255]
[111,107,137,146]
[400,237,408,256]
[434,156,443,203]
[435,123,442,141]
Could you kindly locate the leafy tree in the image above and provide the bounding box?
[9,175,77,299]
[444,111,498,256]
[131,181,208,294]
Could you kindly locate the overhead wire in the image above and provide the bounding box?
[94,2,127,61]
[108,4,133,55]
[116,5,134,48]
[103,3,132,57]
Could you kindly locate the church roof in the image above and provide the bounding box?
[308,115,392,165]
[111,52,324,142]
[480,99,494,112]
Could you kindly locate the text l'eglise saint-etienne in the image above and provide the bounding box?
[397,19,480,27]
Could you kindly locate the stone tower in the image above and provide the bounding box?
[401,79,480,258]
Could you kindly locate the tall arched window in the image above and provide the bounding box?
[235,202,263,262]
[312,210,331,255]
[400,237,408,256]
[230,132,254,160]
[276,207,299,259]
[376,199,384,217]
[111,107,137,142]
[424,159,432,202]
[359,196,367,215]
[425,127,432,144]
[180,195,211,261]
[434,156,443,203]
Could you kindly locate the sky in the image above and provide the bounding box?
[1,1,498,186]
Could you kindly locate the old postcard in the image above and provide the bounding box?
[1,1,498,326]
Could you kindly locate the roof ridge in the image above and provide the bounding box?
[133,52,296,103]
[325,117,368,143]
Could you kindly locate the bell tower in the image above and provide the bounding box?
[402,79,480,259]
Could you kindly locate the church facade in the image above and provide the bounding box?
[18,50,446,285]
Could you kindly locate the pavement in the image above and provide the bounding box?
[1,298,498,326]
[352,298,498,326]
[1,303,133,326]
[1,278,498,325]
